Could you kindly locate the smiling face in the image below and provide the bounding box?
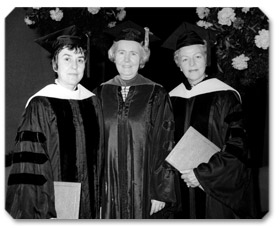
[53,47,86,90]
[177,44,207,86]
[114,40,141,80]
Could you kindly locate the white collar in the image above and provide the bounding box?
[169,78,241,102]
[25,80,94,108]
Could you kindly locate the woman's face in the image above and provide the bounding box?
[55,48,86,90]
[114,40,141,80]
[178,44,207,86]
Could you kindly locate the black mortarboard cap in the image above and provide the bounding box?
[104,20,160,47]
[34,25,86,54]
[162,22,217,65]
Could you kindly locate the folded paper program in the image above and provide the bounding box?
[165,126,220,171]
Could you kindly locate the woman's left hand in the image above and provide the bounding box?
[150,199,166,215]
[180,169,200,188]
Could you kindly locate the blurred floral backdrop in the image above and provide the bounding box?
[24,7,269,93]
[24,7,126,36]
[196,7,269,91]
[24,7,127,85]
[24,7,126,55]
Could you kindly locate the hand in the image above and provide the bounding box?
[150,199,166,215]
[180,169,200,188]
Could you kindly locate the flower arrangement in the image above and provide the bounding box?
[24,7,126,50]
[24,7,269,92]
[195,7,269,90]
[24,7,127,82]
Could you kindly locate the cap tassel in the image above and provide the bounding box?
[144,27,149,49]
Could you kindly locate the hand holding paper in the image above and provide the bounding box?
[180,169,200,188]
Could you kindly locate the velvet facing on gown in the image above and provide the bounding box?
[6,96,104,219]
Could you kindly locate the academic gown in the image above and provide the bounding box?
[6,81,104,219]
[170,78,256,219]
[95,74,179,219]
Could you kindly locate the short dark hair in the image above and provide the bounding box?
[51,44,87,74]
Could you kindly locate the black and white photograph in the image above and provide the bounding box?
[2,3,274,224]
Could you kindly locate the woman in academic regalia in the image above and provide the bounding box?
[6,26,104,219]
[94,20,179,219]
[162,22,257,219]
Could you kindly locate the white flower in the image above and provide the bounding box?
[116,9,126,21]
[241,7,250,13]
[87,7,100,15]
[24,16,35,25]
[217,8,236,26]
[196,7,210,19]
[116,7,125,11]
[196,20,213,29]
[108,21,117,28]
[32,7,41,10]
[50,8,63,21]
[255,29,269,50]
[232,54,250,70]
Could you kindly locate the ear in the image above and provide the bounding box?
[52,60,58,72]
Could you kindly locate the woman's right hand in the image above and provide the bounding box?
[150,199,166,215]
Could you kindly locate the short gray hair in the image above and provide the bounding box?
[108,41,151,69]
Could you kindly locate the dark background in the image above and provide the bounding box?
[5,7,268,217]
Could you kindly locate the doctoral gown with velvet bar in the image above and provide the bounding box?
[95,74,178,219]
[6,95,104,219]
[170,78,257,219]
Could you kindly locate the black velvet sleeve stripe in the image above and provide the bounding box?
[16,131,46,143]
[8,173,47,186]
[6,152,48,167]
